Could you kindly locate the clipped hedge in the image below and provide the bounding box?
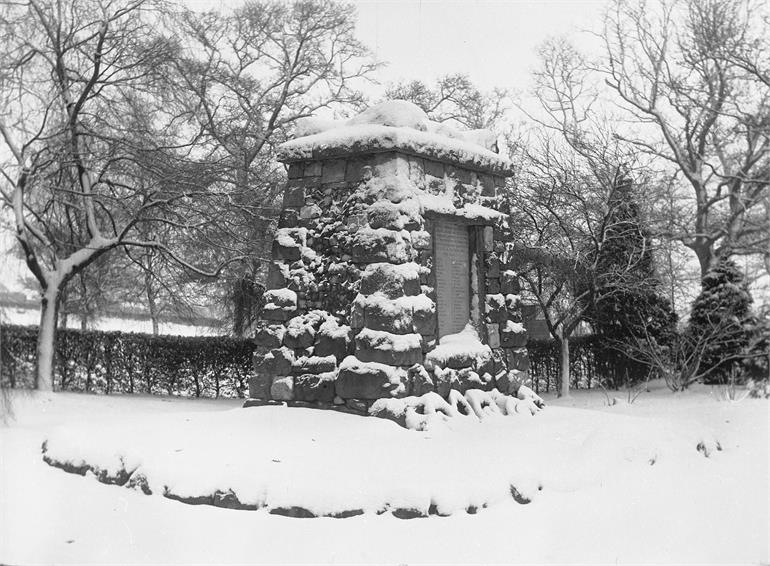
[527,335,651,393]
[2,325,645,398]
[0,325,254,398]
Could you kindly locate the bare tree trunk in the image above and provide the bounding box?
[145,263,159,335]
[690,241,714,279]
[36,287,60,391]
[558,332,571,398]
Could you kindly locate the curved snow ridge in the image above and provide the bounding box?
[40,439,540,519]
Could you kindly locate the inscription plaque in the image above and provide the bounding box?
[434,220,470,338]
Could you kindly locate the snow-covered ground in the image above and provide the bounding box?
[1,383,767,565]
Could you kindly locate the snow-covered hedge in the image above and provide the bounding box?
[0,325,254,397]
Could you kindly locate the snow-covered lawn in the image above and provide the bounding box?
[1,383,767,564]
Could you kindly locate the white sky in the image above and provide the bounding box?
[354,0,606,93]
[183,0,608,95]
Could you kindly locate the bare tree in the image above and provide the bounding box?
[157,0,379,335]
[507,37,671,397]
[601,0,770,278]
[385,73,510,131]
[0,0,237,390]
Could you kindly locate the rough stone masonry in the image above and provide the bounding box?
[246,100,533,425]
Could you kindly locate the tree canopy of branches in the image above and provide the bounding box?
[507,37,675,397]
[602,0,770,278]
[385,73,509,131]
[0,0,246,389]
[160,0,378,335]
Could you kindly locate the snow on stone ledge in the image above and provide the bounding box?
[425,323,493,370]
[279,100,512,175]
[417,193,504,222]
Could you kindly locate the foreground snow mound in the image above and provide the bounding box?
[41,404,723,518]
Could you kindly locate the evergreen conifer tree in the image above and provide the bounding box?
[686,258,755,384]
[589,172,677,386]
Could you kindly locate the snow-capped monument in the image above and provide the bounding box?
[248,100,531,420]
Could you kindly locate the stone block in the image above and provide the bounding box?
[345,399,369,413]
[411,230,432,250]
[479,174,496,196]
[355,329,423,366]
[270,375,294,401]
[300,203,322,219]
[360,263,420,298]
[486,253,500,278]
[495,369,526,396]
[336,357,409,399]
[373,152,410,178]
[248,371,272,399]
[272,240,301,261]
[367,201,403,230]
[501,321,527,348]
[294,373,336,403]
[254,324,286,349]
[453,368,493,394]
[262,305,295,321]
[475,349,495,377]
[420,335,436,353]
[482,226,494,251]
[351,301,364,329]
[305,161,322,177]
[292,355,337,375]
[314,331,350,361]
[278,209,299,228]
[351,228,413,264]
[345,158,372,183]
[266,262,288,289]
[426,175,444,193]
[364,299,413,334]
[424,159,444,179]
[485,293,507,323]
[256,347,295,375]
[408,157,425,185]
[263,288,297,309]
[287,162,303,179]
[283,182,305,208]
[284,325,316,350]
[433,367,459,398]
[486,278,500,294]
[412,300,436,335]
[486,324,500,349]
[408,364,434,396]
[322,159,346,183]
[501,271,521,295]
[506,348,530,372]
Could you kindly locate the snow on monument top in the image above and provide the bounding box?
[278,100,512,176]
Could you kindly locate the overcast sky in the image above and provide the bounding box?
[355,0,606,94]
[183,0,608,96]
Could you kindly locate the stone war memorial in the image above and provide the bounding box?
[248,100,542,428]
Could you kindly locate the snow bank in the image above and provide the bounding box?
[4,386,769,565]
[37,389,734,527]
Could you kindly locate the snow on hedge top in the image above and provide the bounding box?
[279,100,511,175]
